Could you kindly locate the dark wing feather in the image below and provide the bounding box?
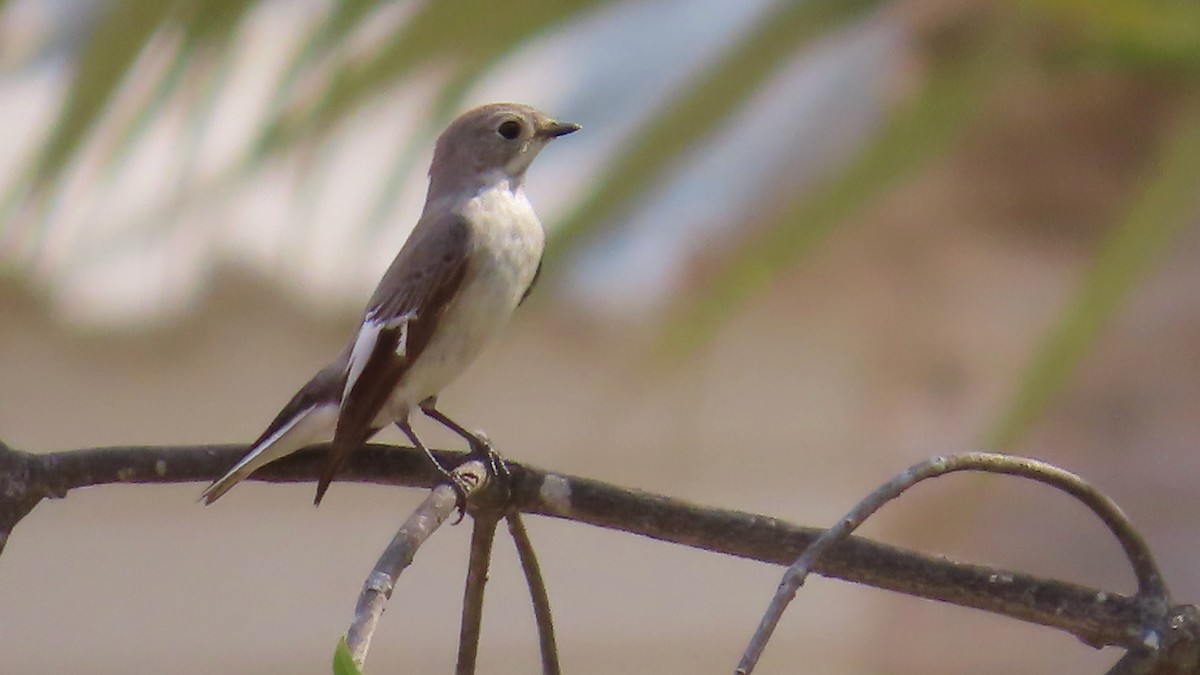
[248,359,346,450]
[314,214,472,504]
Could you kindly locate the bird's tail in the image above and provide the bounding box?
[200,403,339,504]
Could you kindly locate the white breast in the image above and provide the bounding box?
[386,184,545,415]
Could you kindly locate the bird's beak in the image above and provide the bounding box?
[537,119,581,139]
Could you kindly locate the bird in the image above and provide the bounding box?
[201,102,580,506]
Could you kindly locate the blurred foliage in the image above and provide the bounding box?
[28,0,172,189]
[988,94,1200,449]
[257,0,610,155]
[543,0,882,263]
[661,14,1006,354]
[100,0,251,173]
[1033,0,1200,72]
[332,636,363,675]
[659,1,1200,447]
[2,0,1199,448]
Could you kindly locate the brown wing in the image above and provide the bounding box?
[314,213,472,504]
[248,357,347,450]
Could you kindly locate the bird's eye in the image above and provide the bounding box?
[497,120,522,140]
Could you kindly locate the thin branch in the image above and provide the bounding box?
[511,464,1167,650]
[345,460,488,668]
[735,452,1169,674]
[507,512,561,675]
[456,512,501,675]
[0,440,1188,654]
[0,440,41,558]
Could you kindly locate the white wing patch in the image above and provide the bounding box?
[201,403,339,504]
[342,312,416,402]
[395,319,410,357]
[343,321,380,403]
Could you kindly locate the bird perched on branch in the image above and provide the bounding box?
[202,102,580,506]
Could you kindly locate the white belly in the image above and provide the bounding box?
[385,187,544,417]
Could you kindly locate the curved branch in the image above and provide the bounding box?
[456,512,500,675]
[344,462,483,667]
[734,452,1169,673]
[508,512,561,675]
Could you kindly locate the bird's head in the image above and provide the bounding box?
[429,102,580,193]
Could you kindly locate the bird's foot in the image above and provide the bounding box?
[466,431,511,483]
[444,471,472,525]
[418,451,470,523]
[433,436,510,523]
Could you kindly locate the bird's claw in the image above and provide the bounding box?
[435,432,511,525]
[467,431,510,482]
[446,473,470,525]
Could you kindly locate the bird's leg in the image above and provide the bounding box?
[396,419,468,519]
[418,397,510,482]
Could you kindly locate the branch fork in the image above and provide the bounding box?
[735,452,1179,675]
[0,439,1195,673]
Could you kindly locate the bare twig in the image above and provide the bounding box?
[0,441,43,558]
[456,512,501,675]
[508,512,561,675]
[345,460,488,668]
[0,440,1188,655]
[735,452,1169,674]
[512,465,1169,649]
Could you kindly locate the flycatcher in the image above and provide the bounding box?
[202,102,579,505]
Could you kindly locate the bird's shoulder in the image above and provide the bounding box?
[365,211,474,323]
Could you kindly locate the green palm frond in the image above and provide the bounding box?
[3,0,1199,451]
[257,0,607,158]
[102,0,253,172]
[544,0,884,265]
[988,92,1200,449]
[27,0,173,191]
[1032,0,1200,73]
[259,0,377,148]
[660,17,1003,353]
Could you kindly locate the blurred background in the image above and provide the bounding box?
[1,0,1199,672]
